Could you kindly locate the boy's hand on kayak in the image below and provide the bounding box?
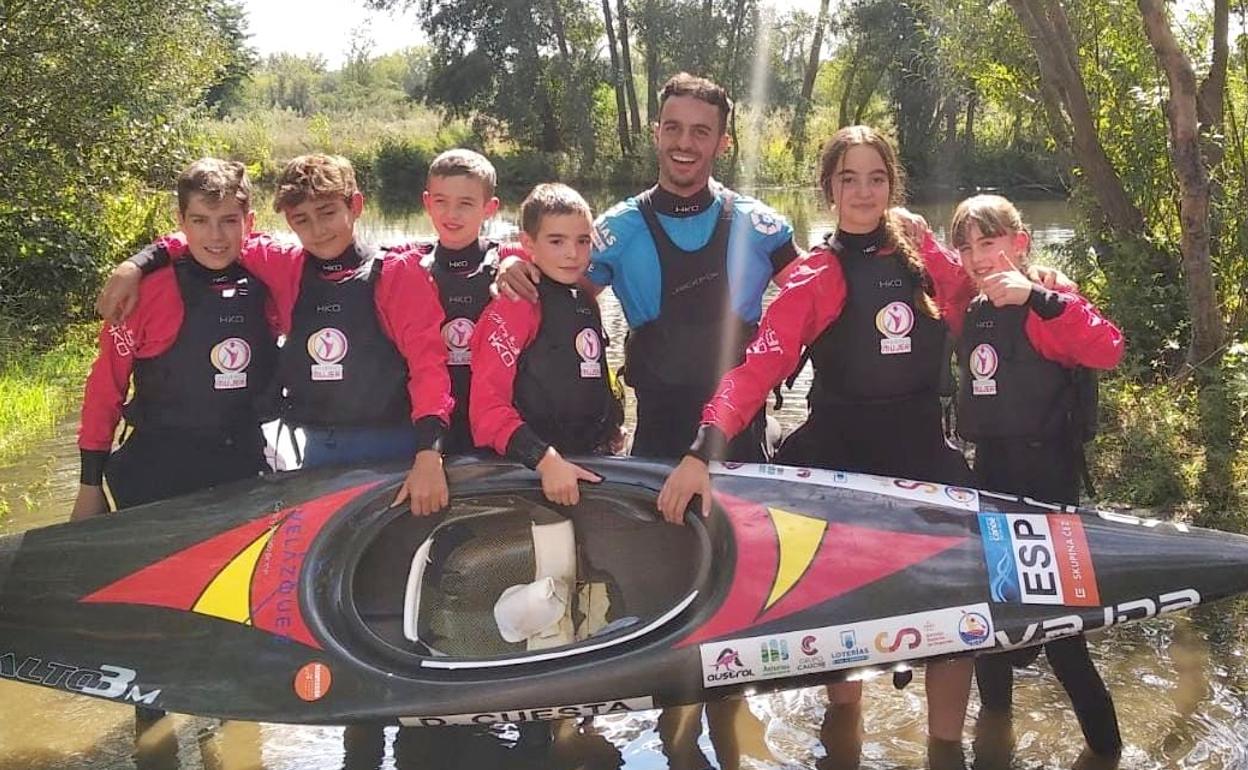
[496,256,541,303]
[536,449,601,506]
[70,485,108,521]
[393,450,449,516]
[657,456,712,525]
[96,262,143,323]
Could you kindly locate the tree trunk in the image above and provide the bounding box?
[602,0,633,155]
[943,97,958,147]
[1138,0,1226,366]
[725,0,749,174]
[791,0,832,159]
[642,0,659,125]
[549,0,570,63]
[617,0,642,135]
[963,89,978,148]
[1008,0,1146,236]
[838,42,859,128]
[852,64,886,125]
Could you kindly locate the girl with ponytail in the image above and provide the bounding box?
[659,125,1070,768]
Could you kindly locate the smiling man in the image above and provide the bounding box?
[502,73,800,464]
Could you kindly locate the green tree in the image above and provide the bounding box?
[203,0,258,116]
[0,0,229,336]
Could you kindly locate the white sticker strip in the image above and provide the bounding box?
[699,603,995,688]
[708,463,981,512]
[400,696,655,726]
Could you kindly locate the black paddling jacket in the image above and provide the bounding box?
[127,260,277,433]
[956,298,1071,441]
[807,236,945,406]
[420,240,499,454]
[622,189,756,400]
[278,253,410,428]
[515,280,622,456]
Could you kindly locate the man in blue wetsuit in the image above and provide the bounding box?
[499,71,798,770]
[501,71,799,463]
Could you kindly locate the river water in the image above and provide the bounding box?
[2,189,1246,770]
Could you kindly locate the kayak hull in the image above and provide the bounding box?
[0,457,1245,725]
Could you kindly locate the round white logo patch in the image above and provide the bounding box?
[970,343,999,379]
[750,209,784,236]
[308,328,349,366]
[576,328,602,360]
[210,337,252,373]
[442,318,475,366]
[875,302,915,338]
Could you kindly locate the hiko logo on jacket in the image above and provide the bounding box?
[210,338,252,390]
[970,343,999,396]
[308,328,349,381]
[442,318,475,366]
[875,301,915,355]
[576,328,603,378]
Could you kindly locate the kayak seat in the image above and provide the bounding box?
[404,501,581,657]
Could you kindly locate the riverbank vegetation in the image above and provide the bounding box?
[2,0,1246,527]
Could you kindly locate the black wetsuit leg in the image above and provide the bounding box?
[106,426,267,509]
[973,438,1120,756]
[1046,636,1122,756]
[632,386,767,462]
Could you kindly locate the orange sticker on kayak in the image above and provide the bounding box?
[1050,514,1100,606]
[295,662,332,702]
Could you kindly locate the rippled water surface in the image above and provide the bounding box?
[4,192,1246,769]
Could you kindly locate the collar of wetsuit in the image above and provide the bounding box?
[435,239,486,273]
[314,242,364,277]
[651,184,716,218]
[538,273,580,292]
[187,257,246,284]
[831,224,886,256]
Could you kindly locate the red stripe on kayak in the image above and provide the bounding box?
[677,491,966,647]
[82,483,381,650]
[248,484,380,647]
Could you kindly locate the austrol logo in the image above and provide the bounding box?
[706,648,755,683]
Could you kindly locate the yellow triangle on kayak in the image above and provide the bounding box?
[765,507,828,610]
[192,525,279,625]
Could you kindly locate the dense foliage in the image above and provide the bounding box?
[0,0,242,340]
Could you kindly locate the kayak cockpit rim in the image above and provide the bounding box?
[309,476,715,674]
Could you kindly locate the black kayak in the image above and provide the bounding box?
[0,456,1245,727]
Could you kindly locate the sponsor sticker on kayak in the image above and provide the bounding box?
[709,464,980,511]
[979,513,1100,607]
[699,603,995,688]
[401,696,655,726]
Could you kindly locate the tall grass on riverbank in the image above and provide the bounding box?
[0,327,96,467]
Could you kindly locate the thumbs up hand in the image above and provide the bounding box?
[980,250,1034,307]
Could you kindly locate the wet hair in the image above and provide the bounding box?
[658,72,733,134]
[176,158,251,215]
[818,125,938,319]
[519,183,593,237]
[428,148,498,198]
[273,154,358,213]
